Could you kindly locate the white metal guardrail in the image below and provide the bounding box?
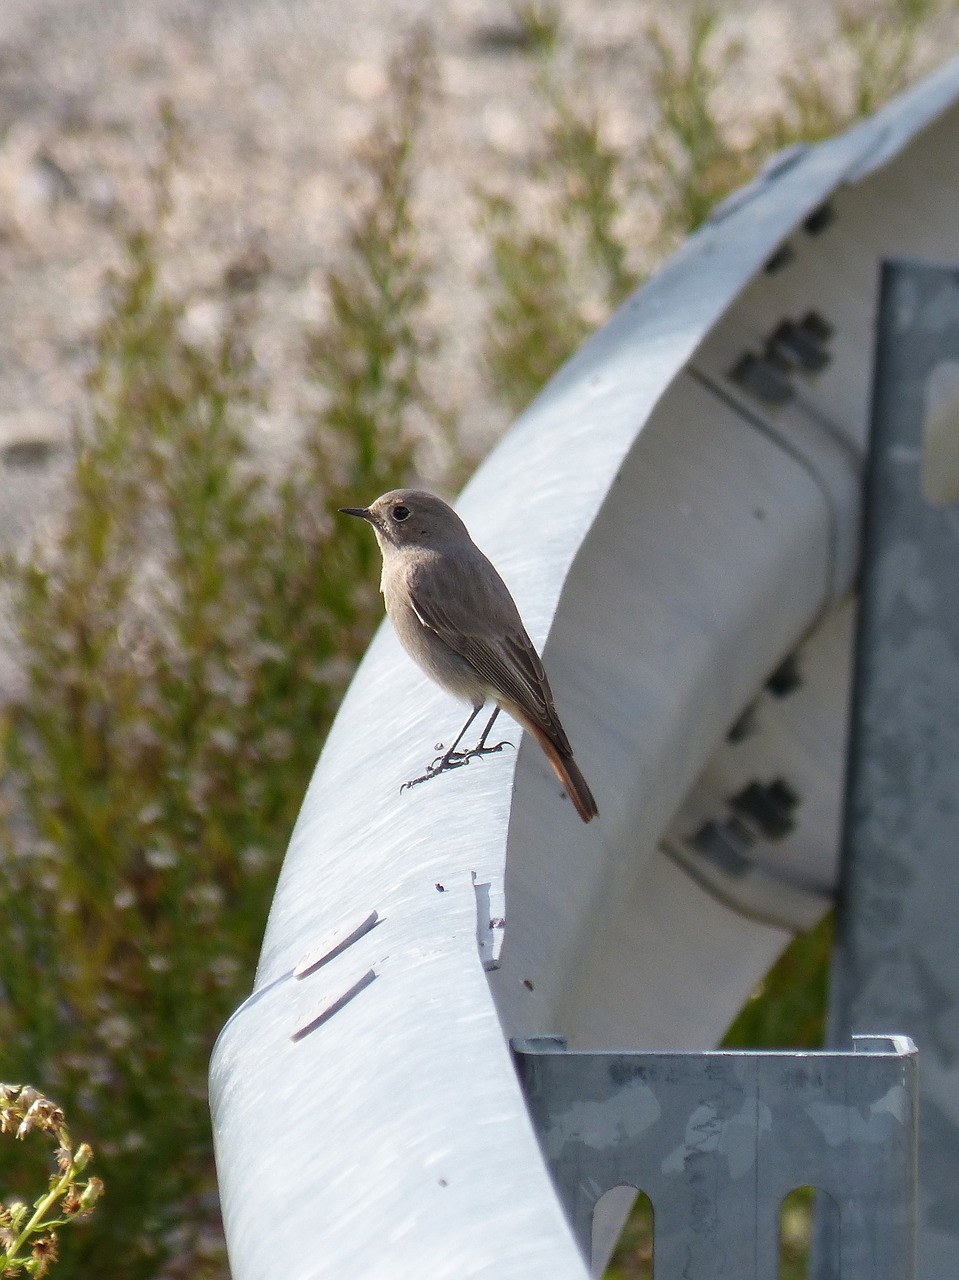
[210,58,959,1279]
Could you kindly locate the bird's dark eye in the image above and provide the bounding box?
[391,504,411,521]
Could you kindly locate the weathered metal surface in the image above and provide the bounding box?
[515,1035,918,1280]
[827,258,959,1278]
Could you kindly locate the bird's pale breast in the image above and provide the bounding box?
[381,552,488,707]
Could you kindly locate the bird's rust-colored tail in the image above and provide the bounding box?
[527,723,598,823]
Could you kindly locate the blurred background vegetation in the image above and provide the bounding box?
[0,0,951,1275]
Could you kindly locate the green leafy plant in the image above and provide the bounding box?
[511,1,562,56]
[0,30,444,1280]
[771,0,944,144]
[0,1085,103,1277]
[479,72,640,413]
[483,0,954,425]
[643,7,754,239]
[723,913,836,1050]
[480,190,592,415]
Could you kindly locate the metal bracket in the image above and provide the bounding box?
[512,1035,918,1279]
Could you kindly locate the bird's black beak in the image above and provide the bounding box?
[338,506,373,521]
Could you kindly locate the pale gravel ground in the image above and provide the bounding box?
[0,0,954,660]
[0,1,812,535]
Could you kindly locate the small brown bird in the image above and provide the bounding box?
[340,489,598,822]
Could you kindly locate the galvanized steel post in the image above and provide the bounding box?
[827,257,959,1277]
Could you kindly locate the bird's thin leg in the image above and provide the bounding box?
[435,704,484,766]
[453,707,515,765]
[470,706,513,756]
[401,705,483,792]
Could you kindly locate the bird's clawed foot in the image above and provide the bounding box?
[400,737,515,793]
[429,735,513,772]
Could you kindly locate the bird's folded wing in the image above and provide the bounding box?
[408,567,573,754]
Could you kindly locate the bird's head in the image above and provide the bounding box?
[339,489,469,552]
